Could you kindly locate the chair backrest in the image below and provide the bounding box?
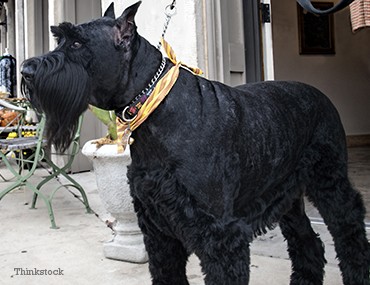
[0,99,26,112]
[73,115,84,144]
[0,98,83,160]
[0,99,46,151]
[46,114,84,173]
[0,99,27,138]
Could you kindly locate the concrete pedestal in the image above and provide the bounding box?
[82,140,148,263]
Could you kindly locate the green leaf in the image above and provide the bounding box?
[89,105,118,140]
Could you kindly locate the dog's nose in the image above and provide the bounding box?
[21,60,38,82]
[21,65,35,82]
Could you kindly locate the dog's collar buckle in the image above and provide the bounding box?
[121,106,137,122]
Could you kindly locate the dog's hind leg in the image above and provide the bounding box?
[279,197,326,285]
[306,144,370,285]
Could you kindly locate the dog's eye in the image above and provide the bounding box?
[71,41,82,49]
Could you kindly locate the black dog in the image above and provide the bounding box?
[21,2,370,284]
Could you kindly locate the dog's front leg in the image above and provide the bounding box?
[144,232,190,285]
[129,165,252,284]
[133,198,190,285]
[194,218,252,285]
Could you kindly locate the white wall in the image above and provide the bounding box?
[101,0,204,73]
[271,0,370,135]
[101,0,248,86]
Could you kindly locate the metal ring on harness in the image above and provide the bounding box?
[122,106,137,122]
[165,4,177,17]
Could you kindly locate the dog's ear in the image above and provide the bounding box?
[51,25,63,37]
[118,1,141,25]
[51,25,64,44]
[114,1,142,49]
[103,3,115,19]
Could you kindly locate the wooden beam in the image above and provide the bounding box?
[347,134,370,147]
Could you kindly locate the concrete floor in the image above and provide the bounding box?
[0,147,369,285]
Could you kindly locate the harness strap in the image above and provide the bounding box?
[128,57,180,131]
[161,37,203,76]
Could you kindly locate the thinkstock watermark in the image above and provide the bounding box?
[13,267,64,276]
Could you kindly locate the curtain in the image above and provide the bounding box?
[350,0,370,32]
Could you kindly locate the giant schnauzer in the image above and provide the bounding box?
[20,2,370,284]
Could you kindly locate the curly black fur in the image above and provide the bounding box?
[21,2,370,284]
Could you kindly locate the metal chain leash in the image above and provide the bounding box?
[157,0,177,49]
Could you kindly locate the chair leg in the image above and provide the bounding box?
[1,180,58,229]
[26,181,58,229]
[58,176,92,214]
[1,151,59,229]
[30,191,38,209]
[1,151,23,178]
[0,181,24,200]
[34,156,92,214]
[32,181,92,214]
[1,114,90,228]
[0,151,34,197]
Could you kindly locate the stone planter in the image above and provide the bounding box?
[82,140,148,263]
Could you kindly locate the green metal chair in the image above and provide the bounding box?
[0,99,92,229]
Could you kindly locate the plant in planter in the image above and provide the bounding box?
[82,105,148,263]
[88,106,118,144]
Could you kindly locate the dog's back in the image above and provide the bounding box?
[161,72,346,219]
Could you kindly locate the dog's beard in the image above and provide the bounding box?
[21,52,90,152]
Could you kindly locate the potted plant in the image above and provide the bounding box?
[82,106,148,263]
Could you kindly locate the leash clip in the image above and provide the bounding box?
[121,126,134,148]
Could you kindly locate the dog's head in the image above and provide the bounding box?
[21,2,142,151]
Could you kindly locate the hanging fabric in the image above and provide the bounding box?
[0,49,17,98]
[350,0,370,32]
